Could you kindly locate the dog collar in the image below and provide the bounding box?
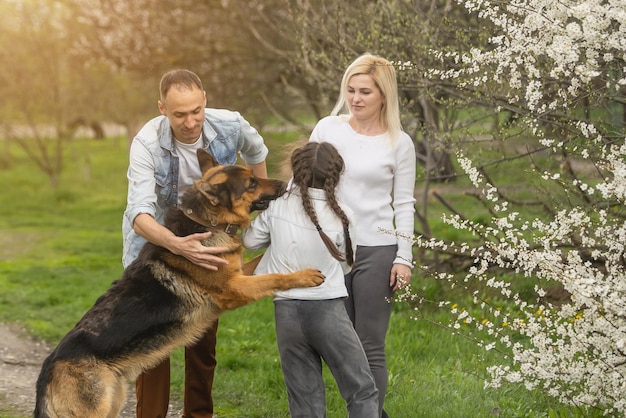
[180,207,240,237]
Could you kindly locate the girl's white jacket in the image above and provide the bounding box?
[242,186,356,300]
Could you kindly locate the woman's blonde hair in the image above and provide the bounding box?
[331,53,403,142]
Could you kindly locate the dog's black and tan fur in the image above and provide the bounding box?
[34,149,325,418]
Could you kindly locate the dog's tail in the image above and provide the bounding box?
[34,355,53,418]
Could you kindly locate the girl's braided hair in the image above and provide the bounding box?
[290,142,353,266]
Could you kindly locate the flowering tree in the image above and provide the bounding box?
[409,0,626,414]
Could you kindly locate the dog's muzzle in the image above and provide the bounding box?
[250,180,287,211]
[251,198,272,211]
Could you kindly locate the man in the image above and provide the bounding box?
[122,69,269,418]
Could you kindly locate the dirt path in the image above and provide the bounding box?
[0,323,47,417]
[0,323,181,417]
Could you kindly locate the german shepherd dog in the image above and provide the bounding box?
[34,149,325,418]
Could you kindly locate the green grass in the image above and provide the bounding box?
[0,407,27,418]
[0,135,596,417]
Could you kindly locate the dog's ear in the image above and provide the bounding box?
[197,183,232,209]
[197,149,218,174]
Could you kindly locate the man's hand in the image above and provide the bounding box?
[133,214,229,271]
[169,231,229,271]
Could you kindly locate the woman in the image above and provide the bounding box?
[309,53,416,417]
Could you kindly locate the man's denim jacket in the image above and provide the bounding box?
[122,108,268,267]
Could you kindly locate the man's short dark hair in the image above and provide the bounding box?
[159,69,204,100]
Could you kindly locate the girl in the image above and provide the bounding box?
[243,141,378,418]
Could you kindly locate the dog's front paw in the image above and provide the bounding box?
[292,268,325,288]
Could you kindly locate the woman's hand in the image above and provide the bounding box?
[389,263,412,291]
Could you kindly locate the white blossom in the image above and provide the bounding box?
[412,0,626,414]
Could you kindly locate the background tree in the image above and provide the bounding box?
[0,0,85,187]
[236,0,498,240]
[62,0,305,129]
[0,0,161,186]
[1,0,303,187]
